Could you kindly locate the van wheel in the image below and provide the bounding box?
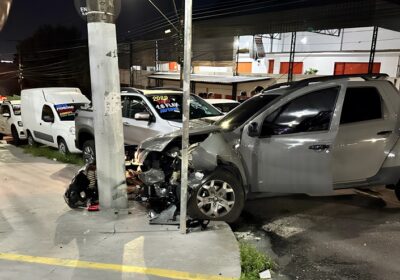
[82,140,95,164]
[395,188,400,201]
[58,138,69,155]
[11,126,21,146]
[27,131,36,147]
[188,169,245,223]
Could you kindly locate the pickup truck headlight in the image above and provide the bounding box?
[17,121,23,127]
[69,127,76,135]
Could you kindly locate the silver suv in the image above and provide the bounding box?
[135,74,400,222]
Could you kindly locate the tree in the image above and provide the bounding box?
[16,25,91,97]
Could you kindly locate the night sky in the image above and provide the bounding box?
[0,0,182,60]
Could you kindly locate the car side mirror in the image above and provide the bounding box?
[2,113,10,118]
[248,122,259,137]
[43,115,54,123]
[134,112,150,121]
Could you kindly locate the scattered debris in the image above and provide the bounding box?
[259,269,272,279]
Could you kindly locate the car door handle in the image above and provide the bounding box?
[377,130,392,136]
[123,122,130,126]
[309,144,330,152]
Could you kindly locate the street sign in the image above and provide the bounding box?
[74,0,121,21]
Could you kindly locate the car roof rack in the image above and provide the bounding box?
[120,87,143,94]
[264,73,389,91]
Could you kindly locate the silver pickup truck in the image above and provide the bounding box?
[75,88,223,163]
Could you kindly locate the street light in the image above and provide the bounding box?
[0,0,12,31]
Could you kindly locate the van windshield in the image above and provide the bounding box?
[54,103,86,121]
[12,104,21,115]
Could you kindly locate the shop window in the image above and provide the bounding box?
[279,62,303,74]
[334,62,381,75]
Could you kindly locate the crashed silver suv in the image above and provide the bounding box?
[134,74,400,222]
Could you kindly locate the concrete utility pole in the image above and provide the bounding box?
[86,0,127,209]
[180,0,193,234]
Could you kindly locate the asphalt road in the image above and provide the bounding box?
[233,188,400,280]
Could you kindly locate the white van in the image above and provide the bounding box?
[21,88,90,154]
[0,100,26,144]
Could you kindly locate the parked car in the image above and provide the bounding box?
[0,100,26,144]
[75,88,223,163]
[21,87,90,154]
[134,74,400,222]
[205,99,240,113]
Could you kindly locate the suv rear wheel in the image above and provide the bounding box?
[188,169,245,223]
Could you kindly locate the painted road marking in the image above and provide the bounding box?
[0,252,236,280]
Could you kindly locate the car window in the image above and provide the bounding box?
[121,96,148,119]
[340,87,382,124]
[0,105,11,115]
[42,105,54,121]
[261,87,339,136]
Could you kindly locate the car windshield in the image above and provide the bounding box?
[12,104,21,115]
[216,94,280,130]
[147,94,223,121]
[54,103,86,121]
[212,102,240,113]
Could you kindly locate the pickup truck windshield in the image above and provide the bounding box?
[147,94,222,121]
[54,103,86,121]
[216,94,279,130]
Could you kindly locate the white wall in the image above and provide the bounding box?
[239,27,400,54]
[259,52,400,76]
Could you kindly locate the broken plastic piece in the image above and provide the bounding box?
[259,269,272,279]
[139,169,165,185]
[149,205,178,225]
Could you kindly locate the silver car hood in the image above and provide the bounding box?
[139,124,221,152]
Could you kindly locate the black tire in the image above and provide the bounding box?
[58,138,69,155]
[27,131,36,147]
[11,126,21,146]
[0,133,3,140]
[188,169,245,223]
[395,187,400,201]
[82,140,96,164]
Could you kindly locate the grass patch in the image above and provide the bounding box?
[240,241,276,280]
[22,145,84,165]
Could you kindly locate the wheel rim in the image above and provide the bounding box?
[28,135,34,146]
[83,146,95,164]
[196,180,235,218]
[59,142,67,154]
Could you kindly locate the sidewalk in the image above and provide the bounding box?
[0,143,241,280]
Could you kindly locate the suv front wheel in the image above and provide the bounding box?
[82,140,95,164]
[188,169,245,223]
